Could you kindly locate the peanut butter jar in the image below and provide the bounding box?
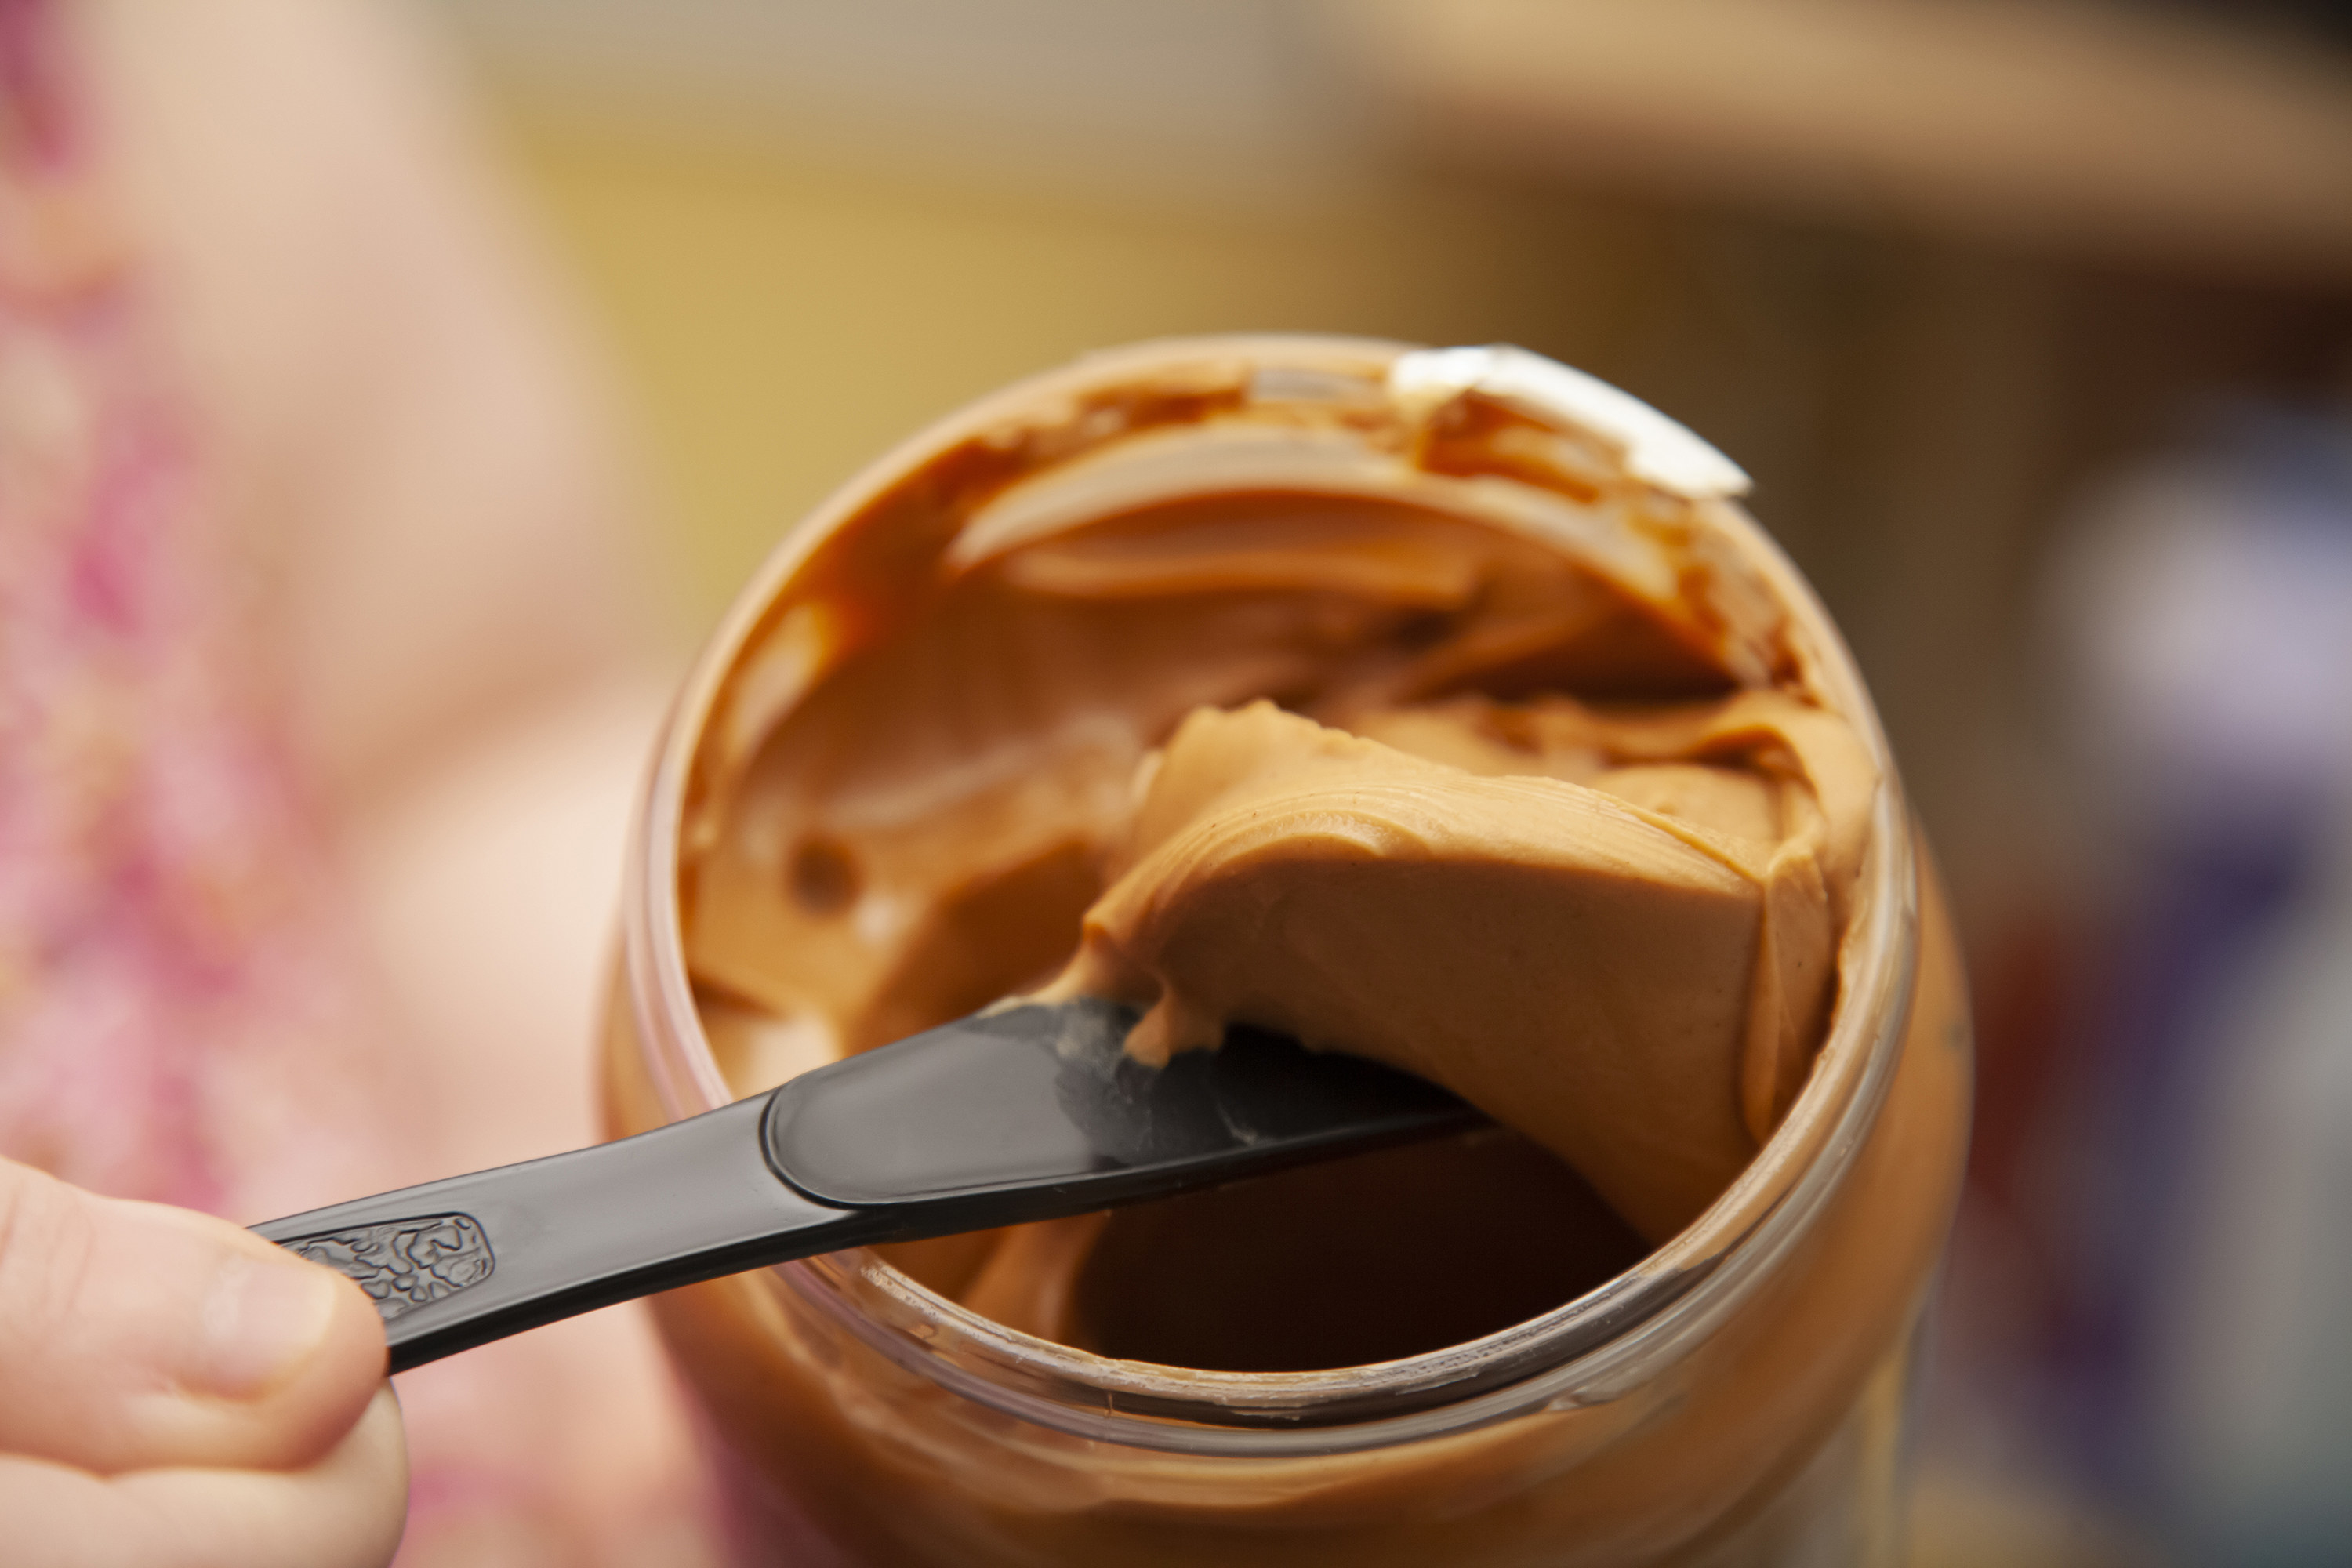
[601,337,1973,1566]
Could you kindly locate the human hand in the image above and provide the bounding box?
[0,1156,406,1567]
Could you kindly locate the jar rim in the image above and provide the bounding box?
[622,335,1921,1457]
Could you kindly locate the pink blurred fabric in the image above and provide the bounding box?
[1,0,391,1226]
[1,2,724,1562]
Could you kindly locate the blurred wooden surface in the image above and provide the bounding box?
[1342,0,2352,283]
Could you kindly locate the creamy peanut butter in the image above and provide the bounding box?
[677,354,1879,1349]
[1046,691,1873,1243]
[612,338,1969,1564]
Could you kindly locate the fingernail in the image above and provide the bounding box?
[191,1252,343,1400]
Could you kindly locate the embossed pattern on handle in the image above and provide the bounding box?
[251,1092,844,1370]
[281,1214,495,1323]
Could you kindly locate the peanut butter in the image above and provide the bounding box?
[1046,691,1873,1243]
[610,338,1969,1564]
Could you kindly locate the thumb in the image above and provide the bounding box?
[0,1156,389,1475]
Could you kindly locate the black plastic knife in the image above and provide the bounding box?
[253,999,1484,1373]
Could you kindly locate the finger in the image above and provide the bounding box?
[0,1385,408,1568]
[0,1156,388,1473]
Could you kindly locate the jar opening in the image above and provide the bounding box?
[623,337,1920,1457]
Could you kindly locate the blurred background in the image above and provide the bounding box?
[414,2,2352,1560]
[21,0,2349,1562]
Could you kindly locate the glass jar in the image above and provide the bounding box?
[602,336,1973,1566]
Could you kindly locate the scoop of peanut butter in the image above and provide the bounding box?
[1046,694,1873,1243]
